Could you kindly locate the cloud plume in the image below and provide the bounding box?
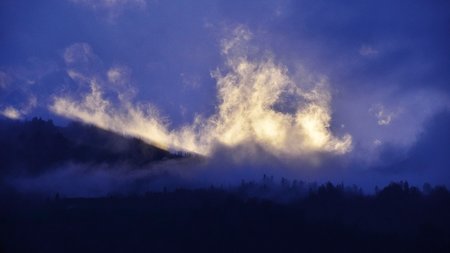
[50,27,351,163]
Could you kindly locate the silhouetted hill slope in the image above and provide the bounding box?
[0,117,181,176]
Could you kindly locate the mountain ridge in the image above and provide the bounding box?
[0,117,184,176]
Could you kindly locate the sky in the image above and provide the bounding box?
[1,0,450,191]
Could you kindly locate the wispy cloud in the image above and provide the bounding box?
[69,0,147,20]
[359,45,379,57]
[0,71,12,89]
[1,96,37,120]
[370,104,397,126]
[69,0,147,10]
[50,27,352,163]
[63,43,96,65]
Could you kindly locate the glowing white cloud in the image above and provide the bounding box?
[51,82,170,149]
[1,107,21,119]
[51,27,352,161]
[1,96,37,120]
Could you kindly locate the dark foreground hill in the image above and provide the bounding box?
[1,181,449,253]
[0,117,182,176]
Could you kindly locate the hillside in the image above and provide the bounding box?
[0,117,183,176]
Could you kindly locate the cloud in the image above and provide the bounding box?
[370,104,397,126]
[69,0,147,10]
[369,109,450,186]
[0,96,37,120]
[220,25,252,55]
[106,66,136,98]
[8,163,161,197]
[1,106,21,120]
[63,43,96,65]
[51,81,171,150]
[359,45,379,57]
[50,27,351,164]
[0,57,59,120]
[0,71,12,89]
[203,29,351,157]
[69,0,147,20]
[107,66,128,84]
[63,42,103,79]
[180,73,201,89]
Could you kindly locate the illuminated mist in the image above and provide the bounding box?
[50,27,351,162]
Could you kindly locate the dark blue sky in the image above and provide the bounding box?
[1,0,449,187]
